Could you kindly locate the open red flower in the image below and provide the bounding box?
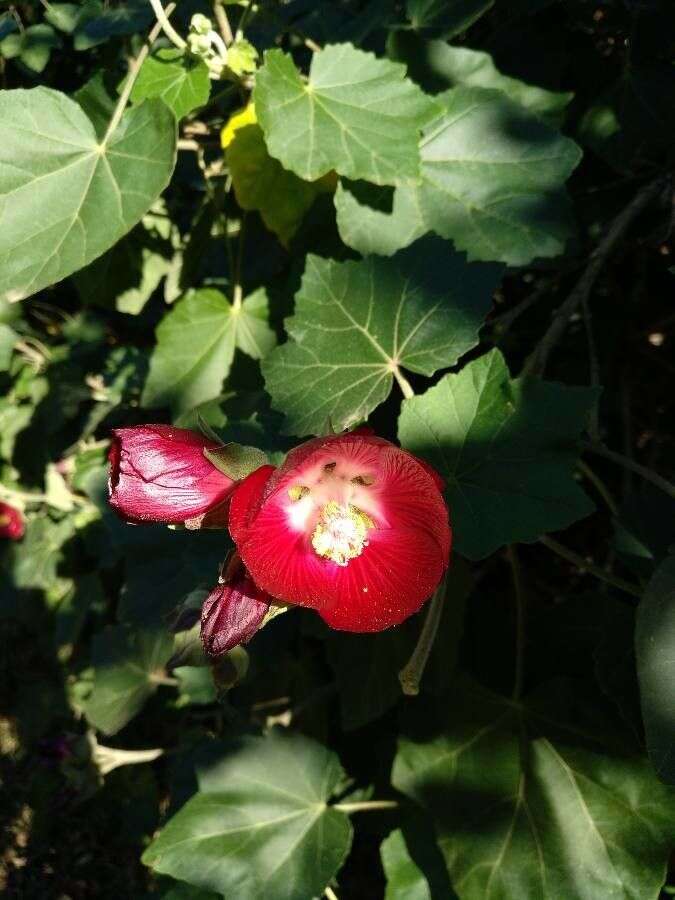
[109,425,236,524]
[0,502,24,541]
[229,432,451,632]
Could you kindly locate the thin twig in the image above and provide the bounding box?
[103,4,177,143]
[581,293,601,442]
[581,441,675,502]
[507,545,525,701]
[523,175,668,377]
[213,0,234,44]
[577,459,619,517]
[399,572,447,696]
[147,0,185,49]
[539,535,642,598]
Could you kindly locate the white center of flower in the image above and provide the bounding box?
[311,500,373,567]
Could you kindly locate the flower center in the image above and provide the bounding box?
[311,500,373,567]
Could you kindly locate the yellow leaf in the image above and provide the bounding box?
[221,103,257,149]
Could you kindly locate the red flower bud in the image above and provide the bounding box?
[201,554,271,656]
[108,426,236,524]
[229,432,451,632]
[0,502,24,540]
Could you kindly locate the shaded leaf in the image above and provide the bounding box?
[254,44,438,185]
[406,0,493,36]
[398,348,596,558]
[0,88,176,302]
[335,86,580,264]
[636,554,675,783]
[263,238,502,436]
[227,124,333,244]
[84,624,174,735]
[142,288,275,415]
[393,678,675,900]
[143,732,353,899]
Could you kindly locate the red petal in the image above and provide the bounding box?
[0,502,24,541]
[109,425,236,524]
[201,556,271,656]
[231,437,451,632]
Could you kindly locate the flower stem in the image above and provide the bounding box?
[577,459,619,517]
[333,800,398,813]
[213,0,234,45]
[581,441,675,502]
[104,4,177,144]
[539,535,642,598]
[399,572,448,696]
[507,545,525,701]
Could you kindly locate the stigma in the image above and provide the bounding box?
[311,501,373,566]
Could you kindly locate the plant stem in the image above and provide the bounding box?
[147,0,185,49]
[324,887,339,900]
[393,366,414,400]
[104,4,177,144]
[333,800,399,813]
[399,572,447,696]
[581,441,675,502]
[507,545,525,701]
[213,0,234,45]
[577,459,619,517]
[523,175,668,377]
[539,535,642,598]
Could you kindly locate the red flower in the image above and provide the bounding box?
[109,426,236,524]
[201,553,272,656]
[0,502,24,541]
[229,433,451,632]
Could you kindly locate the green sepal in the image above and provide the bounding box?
[203,443,269,481]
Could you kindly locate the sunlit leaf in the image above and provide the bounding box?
[131,48,211,120]
[0,88,176,302]
[254,44,438,185]
[142,287,275,415]
[263,238,502,436]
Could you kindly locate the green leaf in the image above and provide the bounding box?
[44,3,81,33]
[10,514,76,594]
[227,124,333,245]
[143,732,353,899]
[142,288,275,415]
[175,666,217,706]
[131,48,211,121]
[381,830,432,900]
[203,442,269,481]
[393,678,675,900]
[636,554,675,783]
[390,38,572,124]
[84,624,174,735]
[398,348,596,559]
[0,323,16,371]
[0,88,176,303]
[406,0,493,36]
[263,238,502,436]
[335,86,581,264]
[254,44,438,185]
[0,24,61,73]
